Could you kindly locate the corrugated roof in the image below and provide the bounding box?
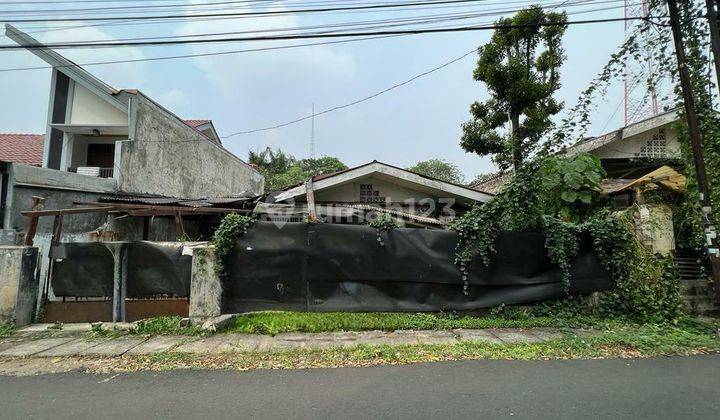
[99,193,260,208]
[0,133,44,166]
[601,165,686,195]
[340,203,445,226]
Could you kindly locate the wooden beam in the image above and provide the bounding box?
[23,196,46,246]
[74,201,251,214]
[22,205,118,217]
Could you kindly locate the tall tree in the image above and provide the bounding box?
[460,6,568,171]
[297,156,348,177]
[248,148,348,190]
[406,159,465,184]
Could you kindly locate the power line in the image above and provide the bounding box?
[0,0,285,14]
[8,0,587,35]
[0,0,495,23]
[0,15,661,50]
[132,47,477,143]
[221,1,647,139]
[0,1,622,72]
[9,0,613,45]
[0,34,399,72]
[221,48,477,138]
[7,0,598,36]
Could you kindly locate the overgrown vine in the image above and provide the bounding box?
[451,153,684,320]
[450,154,601,295]
[206,213,256,275]
[368,213,401,246]
[548,0,719,255]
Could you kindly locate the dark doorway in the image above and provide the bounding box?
[86,143,115,168]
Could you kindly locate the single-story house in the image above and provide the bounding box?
[257,161,493,228]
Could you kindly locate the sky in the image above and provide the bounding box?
[0,0,635,182]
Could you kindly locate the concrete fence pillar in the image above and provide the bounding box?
[628,204,675,256]
[189,246,222,319]
[0,246,39,326]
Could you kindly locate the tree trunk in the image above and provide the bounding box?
[509,112,522,170]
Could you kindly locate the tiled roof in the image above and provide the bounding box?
[0,134,44,166]
[184,119,211,128]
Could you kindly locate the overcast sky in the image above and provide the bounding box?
[0,1,634,181]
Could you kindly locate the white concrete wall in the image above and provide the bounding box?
[69,83,127,126]
[315,175,439,204]
[592,124,681,160]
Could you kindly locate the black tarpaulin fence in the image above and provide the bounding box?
[51,241,192,298]
[223,222,613,312]
[50,222,613,311]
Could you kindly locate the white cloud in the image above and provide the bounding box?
[174,11,356,102]
[31,26,149,89]
[156,88,191,110]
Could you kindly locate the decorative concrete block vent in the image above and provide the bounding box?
[0,246,39,326]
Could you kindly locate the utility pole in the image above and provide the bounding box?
[706,0,720,91]
[668,0,720,304]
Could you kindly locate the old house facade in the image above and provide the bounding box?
[259,161,492,228]
[471,108,684,194]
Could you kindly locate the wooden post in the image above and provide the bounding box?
[668,0,720,304]
[142,216,150,240]
[23,196,45,246]
[174,212,186,240]
[41,214,63,304]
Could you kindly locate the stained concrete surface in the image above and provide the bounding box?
[1,328,560,357]
[0,356,718,419]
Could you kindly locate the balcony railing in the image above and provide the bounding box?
[69,167,114,178]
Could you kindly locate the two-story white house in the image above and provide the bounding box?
[0,25,265,285]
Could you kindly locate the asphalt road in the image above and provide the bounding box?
[1,356,719,419]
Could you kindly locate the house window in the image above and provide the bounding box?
[635,129,667,158]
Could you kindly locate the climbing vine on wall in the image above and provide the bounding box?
[450,154,684,319]
[586,211,684,321]
[368,213,401,246]
[450,154,604,294]
[208,213,256,275]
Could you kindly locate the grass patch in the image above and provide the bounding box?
[130,316,206,336]
[88,317,207,338]
[0,323,15,339]
[87,322,720,373]
[226,310,601,335]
